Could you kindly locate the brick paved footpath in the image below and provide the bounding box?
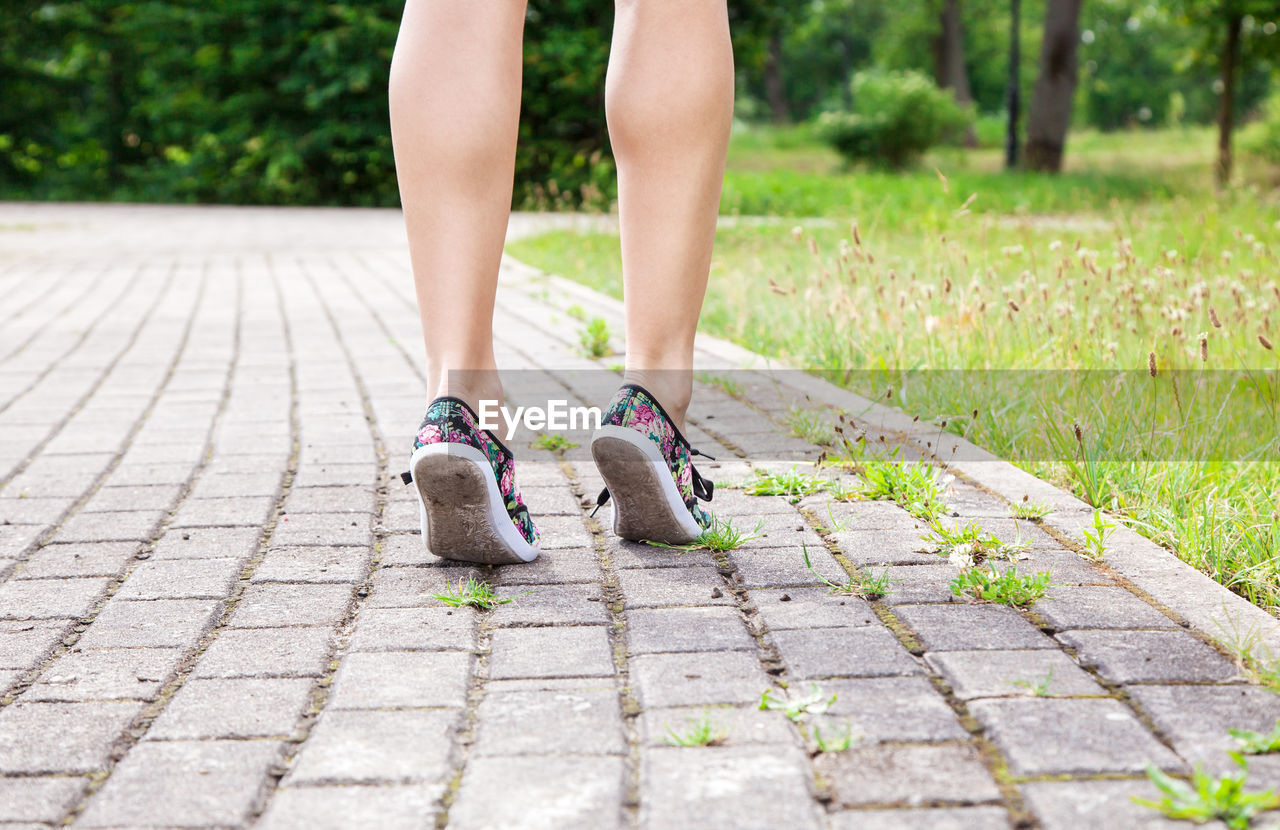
[0,203,1275,829]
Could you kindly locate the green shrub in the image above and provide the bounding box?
[1242,92,1280,166]
[818,70,973,168]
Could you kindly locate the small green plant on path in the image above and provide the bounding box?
[745,467,828,500]
[833,450,948,520]
[810,720,858,753]
[664,712,732,747]
[578,317,611,358]
[786,404,837,446]
[950,566,1051,608]
[697,372,743,398]
[1136,755,1280,829]
[924,519,1030,568]
[1081,508,1117,562]
[803,546,896,600]
[1231,720,1280,755]
[432,576,530,610]
[760,684,837,722]
[1011,499,1051,520]
[645,518,764,553]
[530,433,577,452]
[1009,667,1055,697]
[565,304,586,320]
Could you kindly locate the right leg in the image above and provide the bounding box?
[388,0,527,410]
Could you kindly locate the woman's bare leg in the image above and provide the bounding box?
[606,0,734,431]
[389,0,527,410]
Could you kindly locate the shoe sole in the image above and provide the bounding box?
[590,425,703,545]
[411,443,539,565]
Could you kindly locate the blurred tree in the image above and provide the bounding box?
[1024,0,1082,170]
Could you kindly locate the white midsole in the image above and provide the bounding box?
[592,425,702,540]
[410,442,539,563]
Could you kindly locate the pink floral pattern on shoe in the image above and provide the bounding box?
[412,398,539,546]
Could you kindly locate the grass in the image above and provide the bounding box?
[744,467,829,499]
[507,123,1280,615]
[847,457,949,521]
[1009,667,1056,697]
[785,403,838,445]
[759,684,837,722]
[803,546,896,600]
[923,519,1030,567]
[1011,498,1051,520]
[578,316,611,358]
[664,712,732,747]
[698,372,744,397]
[1137,756,1280,829]
[645,517,763,552]
[1080,508,1117,562]
[810,720,857,753]
[432,576,526,610]
[530,433,578,452]
[950,566,1052,607]
[1231,720,1280,755]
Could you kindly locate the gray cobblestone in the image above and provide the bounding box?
[772,627,922,679]
[81,484,183,513]
[52,510,166,543]
[328,651,471,709]
[76,598,221,649]
[816,742,1001,807]
[606,537,715,569]
[0,700,142,773]
[1033,586,1178,630]
[287,709,460,784]
[148,678,314,739]
[171,496,276,528]
[114,556,242,600]
[823,677,969,742]
[227,583,352,629]
[284,485,376,515]
[1057,629,1241,683]
[750,587,877,630]
[489,583,611,625]
[637,706,796,747]
[257,784,443,830]
[366,566,472,608]
[627,606,754,654]
[496,549,602,585]
[0,620,72,669]
[489,626,614,680]
[893,603,1054,651]
[252,545,371,583]
[1021,779,1211,830]
[188,472,282,499]
[348,607,476,652]
[17,542,139,579]
[881,564,962,606]
[271,512,374,547]
[828,528,940,566]
[1127,684,1280,775]
[0,577,111,620]
[474,687,626,756]
[0,776,87,823]
[150,526,262,560]
[632,652,771,708]
[726,546,844,588]
[193,626,334,679]
[617,566,734,608]
[451,756,625,830]
[24,647,181,702]
[830,807,1013,830]
[925,649,1107,700]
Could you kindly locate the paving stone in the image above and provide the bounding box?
[227,583,352,628]
[828,528,939,566]
[348,606,477,652]
[188,472,282,499]
[287,709,460,784]
[195,626,335,678]
[925,650,1107,700]
[637,706,797,747]
[171,495,276,527]
[820,500,928,532]
[257,784,443,830]
[606,536,715,569]
[529,514,594,550]
[1032,586,1177,630]
[1127,684,1280,775]
[631,652,771,708]
[23,647,181,702]
[1057,629,1241,683]
[377,533,438,567]
[0,524,44,558]
[0,496,72,525]
[283,485,376,515]
[0,620,74,669]
[995,548,1115,586]
[17,541,139,578]
[473,687,626,756]
[0,700,143,773]
[290,464,377,489]
[726,546,844,588]
[738,514,824,551]
[829,807,1013,830]
[271,512,373,547]
[772,627,922,679]
[627,606,754,654]
[151,526,262,560]
[816,742,1001,807]
[252,545,371,583]
[329,651,471,709]
[496,549,602,586]
[1021,779,1219,830]
[709,489,802,516]
[0,577,110,620]
[881,564,962,606]
[53,510,166,544]
[366,566,475,608]
[148,677,314,739]
[381,500,419,533]
[77,739,284,827]
[821,677,969,742]
[521,486,585,517]
[489,583,611,626]
[892,603,1054,651]
[81,484,183,513]
[750,587,877,631]
[489,626,614,680]
[114,556,242,600]
[0,776,87,823]
[76,598,220,649]
[969,698,1183,775]
[640,746,823,830]
[450,755,625,830]
[617,567,734,608]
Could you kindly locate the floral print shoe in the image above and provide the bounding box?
[589,383,715,545]
[400,397,539,564]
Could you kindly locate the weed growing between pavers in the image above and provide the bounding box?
[785,403,838,446]
[577,317,611,358]
[802,545,897,600]
[1137,754,1280,829]
[822,441,951,520]
[432,576,531,610]
[1008,667,1055,697]
[1010,497,1052,520]
[759,684,858,755]
[644,517,764,553]
[664,712,732,747]
[1231,720,1280,755]
[1080,508,1117,562]
[949,567,1051,608]
[1214,618,1280,694]
[696,372,744,398]
[744,467,829,500]
[530,433,578,452]
[923,519,1030,569]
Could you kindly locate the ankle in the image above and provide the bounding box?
[622,368,692,432]
[431,371,503,417]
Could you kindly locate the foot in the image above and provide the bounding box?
[401,397,539,564]
[589,383,714,545]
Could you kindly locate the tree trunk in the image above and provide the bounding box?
[1025,0,1082,172]
[1005,0,1021,168]
[933,0,977,146]
[763,31,790,124]
[1216,13,1243,187]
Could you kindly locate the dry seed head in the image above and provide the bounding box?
[1261,333,1275,351]
[1007,299,1020,312]
[1073,423,1084,443]
[1210,307,1222,328]
[851,221,861,246]
[1199,333,1208,362]
[791,226,804,241]
[1148,351,1158,377]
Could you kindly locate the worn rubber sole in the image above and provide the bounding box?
[590,425,703,545]
[411,443,538,565]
